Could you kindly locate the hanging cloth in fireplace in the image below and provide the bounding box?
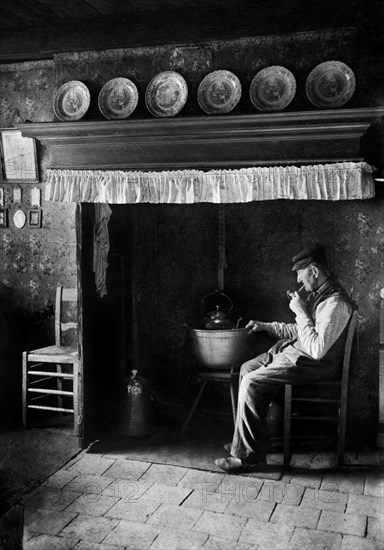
[45,162,375,204]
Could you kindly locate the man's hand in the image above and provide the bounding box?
[288,292,307,316]
[246,320,264,334]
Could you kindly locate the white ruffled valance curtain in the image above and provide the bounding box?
[45,162,375,204]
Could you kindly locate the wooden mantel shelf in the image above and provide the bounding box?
[18,107,384,171]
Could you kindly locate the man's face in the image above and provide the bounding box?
[296,265,317,291]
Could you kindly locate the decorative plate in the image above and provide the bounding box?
[145,72,188,117]
[13,209,26,229]
[197,70,242,114]
[98,77,139,119]
[53,81,90,121]
[249,66,296,111]
[306,61,356,108]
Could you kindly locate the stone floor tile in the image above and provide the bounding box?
[225,496,275,521]
[204,535,253,549]
[239,518,294,548]
[63,474,115,496]
[321,472,365,495]
[24,534,78,550]
[66,454,116,477]
[178,469,224,490]
[101,459,151,480]
[139,463,188,486]
[141,482,192,505]
[345,448,380,466]
[280,472,322,490]
[300,487,348,513]
[23,527,37,543]
[24,506,41,524]
[43,470,78,489]
[367,516,384,542]
[244,467,283,481]
[266,453,284,465]
[216,476,263,505]
[289,453,314,469]
[25,508,78,536]
[73,542,122,550]
[317,510,367,537]
[21,485,44,505]
[24,485,80,512]
[346,493,383,519]
[103,519,159,548]
[182,487,231,513]
[59,514,119,543]
[63,453,83,470]
[289,527,342,550]
[149,528,208,549]
[147,503,202,530]
[271,503,320,529]
[341,535,382,549]
[65,493,116,516]
[192,510,246,541]
[308,451,338,470]
[105,498,160,522]
[101,479,152,501]
[258,480,304,505]
[364,473,384,497]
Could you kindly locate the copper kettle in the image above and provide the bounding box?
[201,290,235,330]
[203,305,234,330]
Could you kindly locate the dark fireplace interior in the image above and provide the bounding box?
[78,196,381,447]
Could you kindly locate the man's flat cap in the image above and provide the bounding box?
[291,246,327,271]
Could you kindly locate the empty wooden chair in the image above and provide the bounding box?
[22,286,80,434]
[283,310,359,467]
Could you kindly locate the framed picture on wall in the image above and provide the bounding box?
[28,209,42,228]
[0,129,39,183]
[0,208,8,227]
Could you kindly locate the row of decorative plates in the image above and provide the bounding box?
[53,61,356,121]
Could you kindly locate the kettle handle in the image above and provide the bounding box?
[202,290,233,313]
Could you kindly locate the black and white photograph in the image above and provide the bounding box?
[0,2,383,549]
[0,130,39,183]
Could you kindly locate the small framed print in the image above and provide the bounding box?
[28,209,42,228]
[0,208,8,227]
[0,129,39,183]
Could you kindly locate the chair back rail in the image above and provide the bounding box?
[55,286,78,346]
[341,309,359,390]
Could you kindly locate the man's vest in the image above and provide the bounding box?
[280,277,355,378]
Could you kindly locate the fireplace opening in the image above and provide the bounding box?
[79,200,318,446]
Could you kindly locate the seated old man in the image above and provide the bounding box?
[215,245,355,473]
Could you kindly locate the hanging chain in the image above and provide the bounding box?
[217,204,227,291]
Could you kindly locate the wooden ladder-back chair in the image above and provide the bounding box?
[283,309,359,467]
[22,286,80,434]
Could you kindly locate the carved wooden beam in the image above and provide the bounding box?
[18,107,384,171]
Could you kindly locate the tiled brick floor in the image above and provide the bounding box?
[23,450,384,550]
